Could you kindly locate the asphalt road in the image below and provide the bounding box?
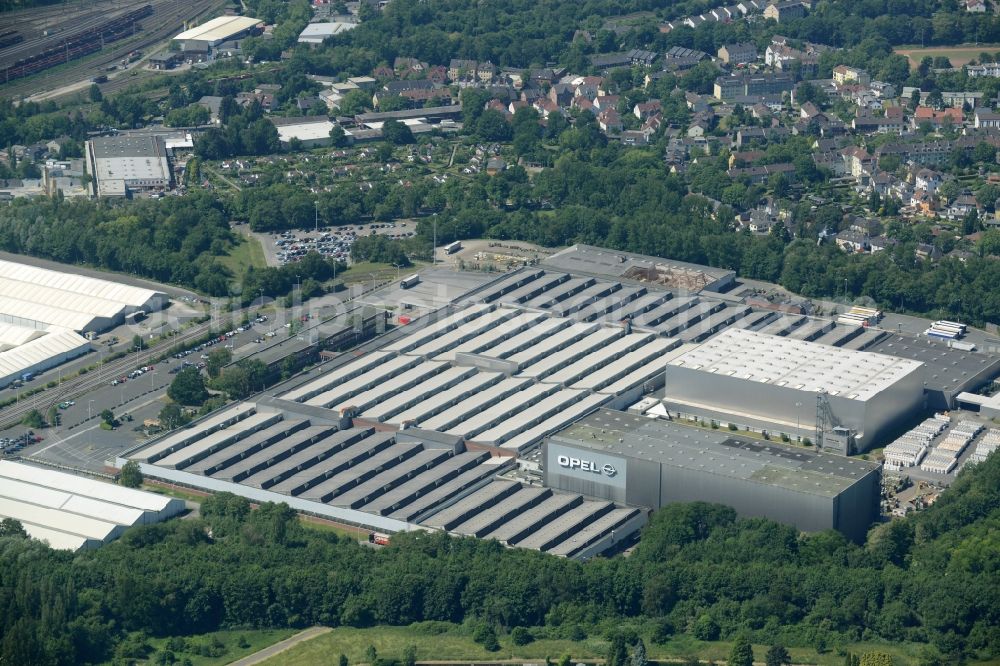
[228,627,331,666]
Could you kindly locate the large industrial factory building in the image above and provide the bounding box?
[124,247,1000,554]
[544,409,880,542]
[662,328,927,454]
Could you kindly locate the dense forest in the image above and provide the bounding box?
[1,452,997,665]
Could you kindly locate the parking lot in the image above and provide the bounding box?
[254,222,418,268]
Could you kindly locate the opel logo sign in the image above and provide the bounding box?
[557,455,618,477]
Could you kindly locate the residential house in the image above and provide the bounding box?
[916,243,943,261]
[533,98,560,118]
[947,192,983,220]
[910,190,936,213]
[620,130,652,146]
[477,61,497,83]
[687,116,710,137]
[448,59,477,81]
[634,100,662,119]
[967,62,1000,77]
[852,112,906,135]
[836,229,871,253]
[718,42,757,65]
[727,162,795,184]
[974,108,1000,129]
[912,106,963,129]
[842,146,875,179]
[628,49,659,67]
[393,57,426,76]
[713,73,794,101]
[662,46,709,71]
[967,0,987,12]
[832,65,871,86]
[197,96,224,124]
[548,83,575,107]
[593,95,620,112]
[597,109,623,134]
[763,1,808,22]
[914,168,944,193]
[572,76,605,100]
[735,126,790,146]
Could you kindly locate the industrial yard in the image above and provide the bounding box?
[0,0,222,99]
[113,246,1000,557]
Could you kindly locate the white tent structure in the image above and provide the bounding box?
[0,461,185,551]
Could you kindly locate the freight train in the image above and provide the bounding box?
[1,5,152,84]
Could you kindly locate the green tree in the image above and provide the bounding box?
[365,645,377,663]
[607,634,628,666]
[766,644,791,666]
[474,623,500,651]
[100,409,115,426]
[692,614,720,640]
[511,627,533,645]
[89,84,103,103]
[158,403,187,430]
[168,367,209,405]
[728,634,754,666]
[21,409,44,429]
[132,334,146,351]
[402,644,417,666]
[0,517,28,538]
[206,347,233,379]
[382,119,414,145]
[339,655,349,666]
[330,124,348,148]
[119,460,143,488]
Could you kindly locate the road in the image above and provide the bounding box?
[226,627,332,666]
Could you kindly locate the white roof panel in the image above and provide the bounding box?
[386,371,504,426]
[0,496,121,542]
[433,311,550,362]
[174,15,262,42]
[668,328,924,401]
[305,355,422,407]
[0,259,162,308]
[332,360,447,413]
[0,329,90,384]
[0,460,182,514]
[281,351,393,402]
[16,522,91,551]
[416,376,532,431]
[443,383,558,438]
[516,326,624,379]
[500,393,612,452]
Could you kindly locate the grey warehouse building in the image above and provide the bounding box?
[662,328,926,453]
[545,409,881,542]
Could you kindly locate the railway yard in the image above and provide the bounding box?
[0,0,223,100]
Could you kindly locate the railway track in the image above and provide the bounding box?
[0,0,220,99]
[0,317,215,429]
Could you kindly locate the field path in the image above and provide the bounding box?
[227,627,332,666]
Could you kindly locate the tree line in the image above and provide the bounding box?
[1,450,997,665]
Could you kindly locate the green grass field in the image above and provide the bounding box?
[220,236,268,276]
[255,624,951,666]
[100,629,295,666]
[895,43,1000,69]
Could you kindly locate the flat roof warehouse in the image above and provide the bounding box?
[173,16,263,47]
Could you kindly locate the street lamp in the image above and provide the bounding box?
[795,401,802,441]
[88,400,94,421]
[314,199,319,234]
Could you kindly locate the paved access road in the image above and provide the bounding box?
[228,627,331,666]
